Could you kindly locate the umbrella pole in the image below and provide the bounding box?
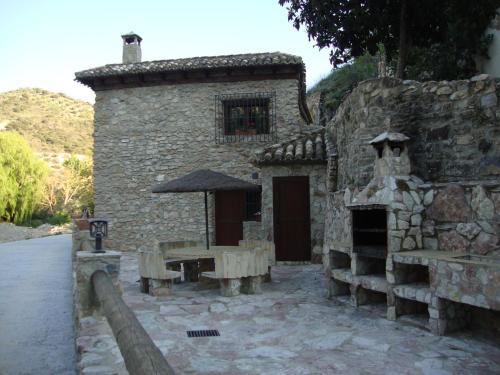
[204,191,209,250]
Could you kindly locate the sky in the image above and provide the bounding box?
[0,0,333,104]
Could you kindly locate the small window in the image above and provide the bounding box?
[215,92,276,143]
[245,191,261,221]
[224,99,270,136]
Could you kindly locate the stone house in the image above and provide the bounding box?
[324,76,500,335]
[75,33,328,263]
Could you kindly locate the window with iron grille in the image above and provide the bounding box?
[215,92,276,143]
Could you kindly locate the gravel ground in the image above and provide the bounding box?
[0,222,71,244]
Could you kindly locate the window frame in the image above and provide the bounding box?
[215,91,276,143]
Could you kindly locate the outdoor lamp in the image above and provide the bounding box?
[89,219,108,253]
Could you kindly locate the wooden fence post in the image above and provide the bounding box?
[91,270,176,375]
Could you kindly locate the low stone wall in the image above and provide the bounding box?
[430,258,499,310]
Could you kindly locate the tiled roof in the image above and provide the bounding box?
[75,52,303,80]
[255,128,334,165]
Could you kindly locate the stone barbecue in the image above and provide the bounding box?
[324,76,500,337]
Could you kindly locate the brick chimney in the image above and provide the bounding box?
[121,32,142,64]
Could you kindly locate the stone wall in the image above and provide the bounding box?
[93,79,306,251]
[328,75,500,189]
[421,182,499,256]
[260,164,327,263]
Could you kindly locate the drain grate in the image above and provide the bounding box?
[186,329,220,338]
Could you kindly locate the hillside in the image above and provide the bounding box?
[306,54,378,125]
[0,88,93,155]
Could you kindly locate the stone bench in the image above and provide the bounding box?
[140,270,182,296]
[199,246,268,297]
[201,271,263,297]
[138,243,183,296]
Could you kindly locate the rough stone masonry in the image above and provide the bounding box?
[92,78,306,251]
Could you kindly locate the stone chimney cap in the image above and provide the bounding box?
[369,132,410,145]
[121,32,142,43]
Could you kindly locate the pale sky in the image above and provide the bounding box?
[0,0,333,103]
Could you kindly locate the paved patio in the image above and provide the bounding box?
[77,253,500,375]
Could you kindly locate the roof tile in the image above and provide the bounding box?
[75,52,303,80]
[255,128,334,165]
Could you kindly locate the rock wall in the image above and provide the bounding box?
[421,182,499,256]
[260,164,327,263]
[328,75,500,189]
[93,79,306,251]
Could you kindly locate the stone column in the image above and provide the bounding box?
[241,275,262,294]
[75,251,121,321]
[428,296,471,335]
[328,278,350,297]
[219,278,241,297]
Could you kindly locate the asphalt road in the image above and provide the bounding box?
[0,234,76,375]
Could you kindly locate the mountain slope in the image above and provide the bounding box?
[0,88,93,155]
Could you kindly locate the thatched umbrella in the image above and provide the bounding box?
[152,169,260,249]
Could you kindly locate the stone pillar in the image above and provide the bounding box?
[149,279,173,297]
[219,278,241,297]
[72,219,94,260]
[75,251,121,321]
[350,285,365,306]
[241,276,262,294]
[328,278,350,297]
[429,296,471,335]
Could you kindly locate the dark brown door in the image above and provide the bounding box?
[215,191,245,246]
[273,176,311,261]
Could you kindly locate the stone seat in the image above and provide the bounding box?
[138,242,184,296]
[140,270,181,297]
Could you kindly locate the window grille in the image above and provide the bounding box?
[215,92,276,143]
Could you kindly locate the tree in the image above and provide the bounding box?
[60,155,93,215]
[0,131,48,224]
[279,0,499,79]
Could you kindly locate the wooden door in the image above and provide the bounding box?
[215,191,245,246]
[273,176,311,261]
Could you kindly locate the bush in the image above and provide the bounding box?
[30,219,44,228]
[46,211,72,225]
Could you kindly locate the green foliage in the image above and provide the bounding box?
[62,155,93,215]
[39,154,93,217]
[279,0,499,79]
[309,54,378,114]
[0,131,48,224]
[397,2,499,81]
[0,88,93,155]
[46,210,72,225]
[26,209,72,227]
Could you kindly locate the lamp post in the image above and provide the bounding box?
[89,219,108,253]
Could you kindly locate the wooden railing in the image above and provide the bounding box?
[91,270,176,375]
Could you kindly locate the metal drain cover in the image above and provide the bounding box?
[187,329,220,338]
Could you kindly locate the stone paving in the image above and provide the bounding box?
[76,253,500,375]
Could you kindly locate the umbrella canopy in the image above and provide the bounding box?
[152,169,260,193]
[152,169,260,249]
